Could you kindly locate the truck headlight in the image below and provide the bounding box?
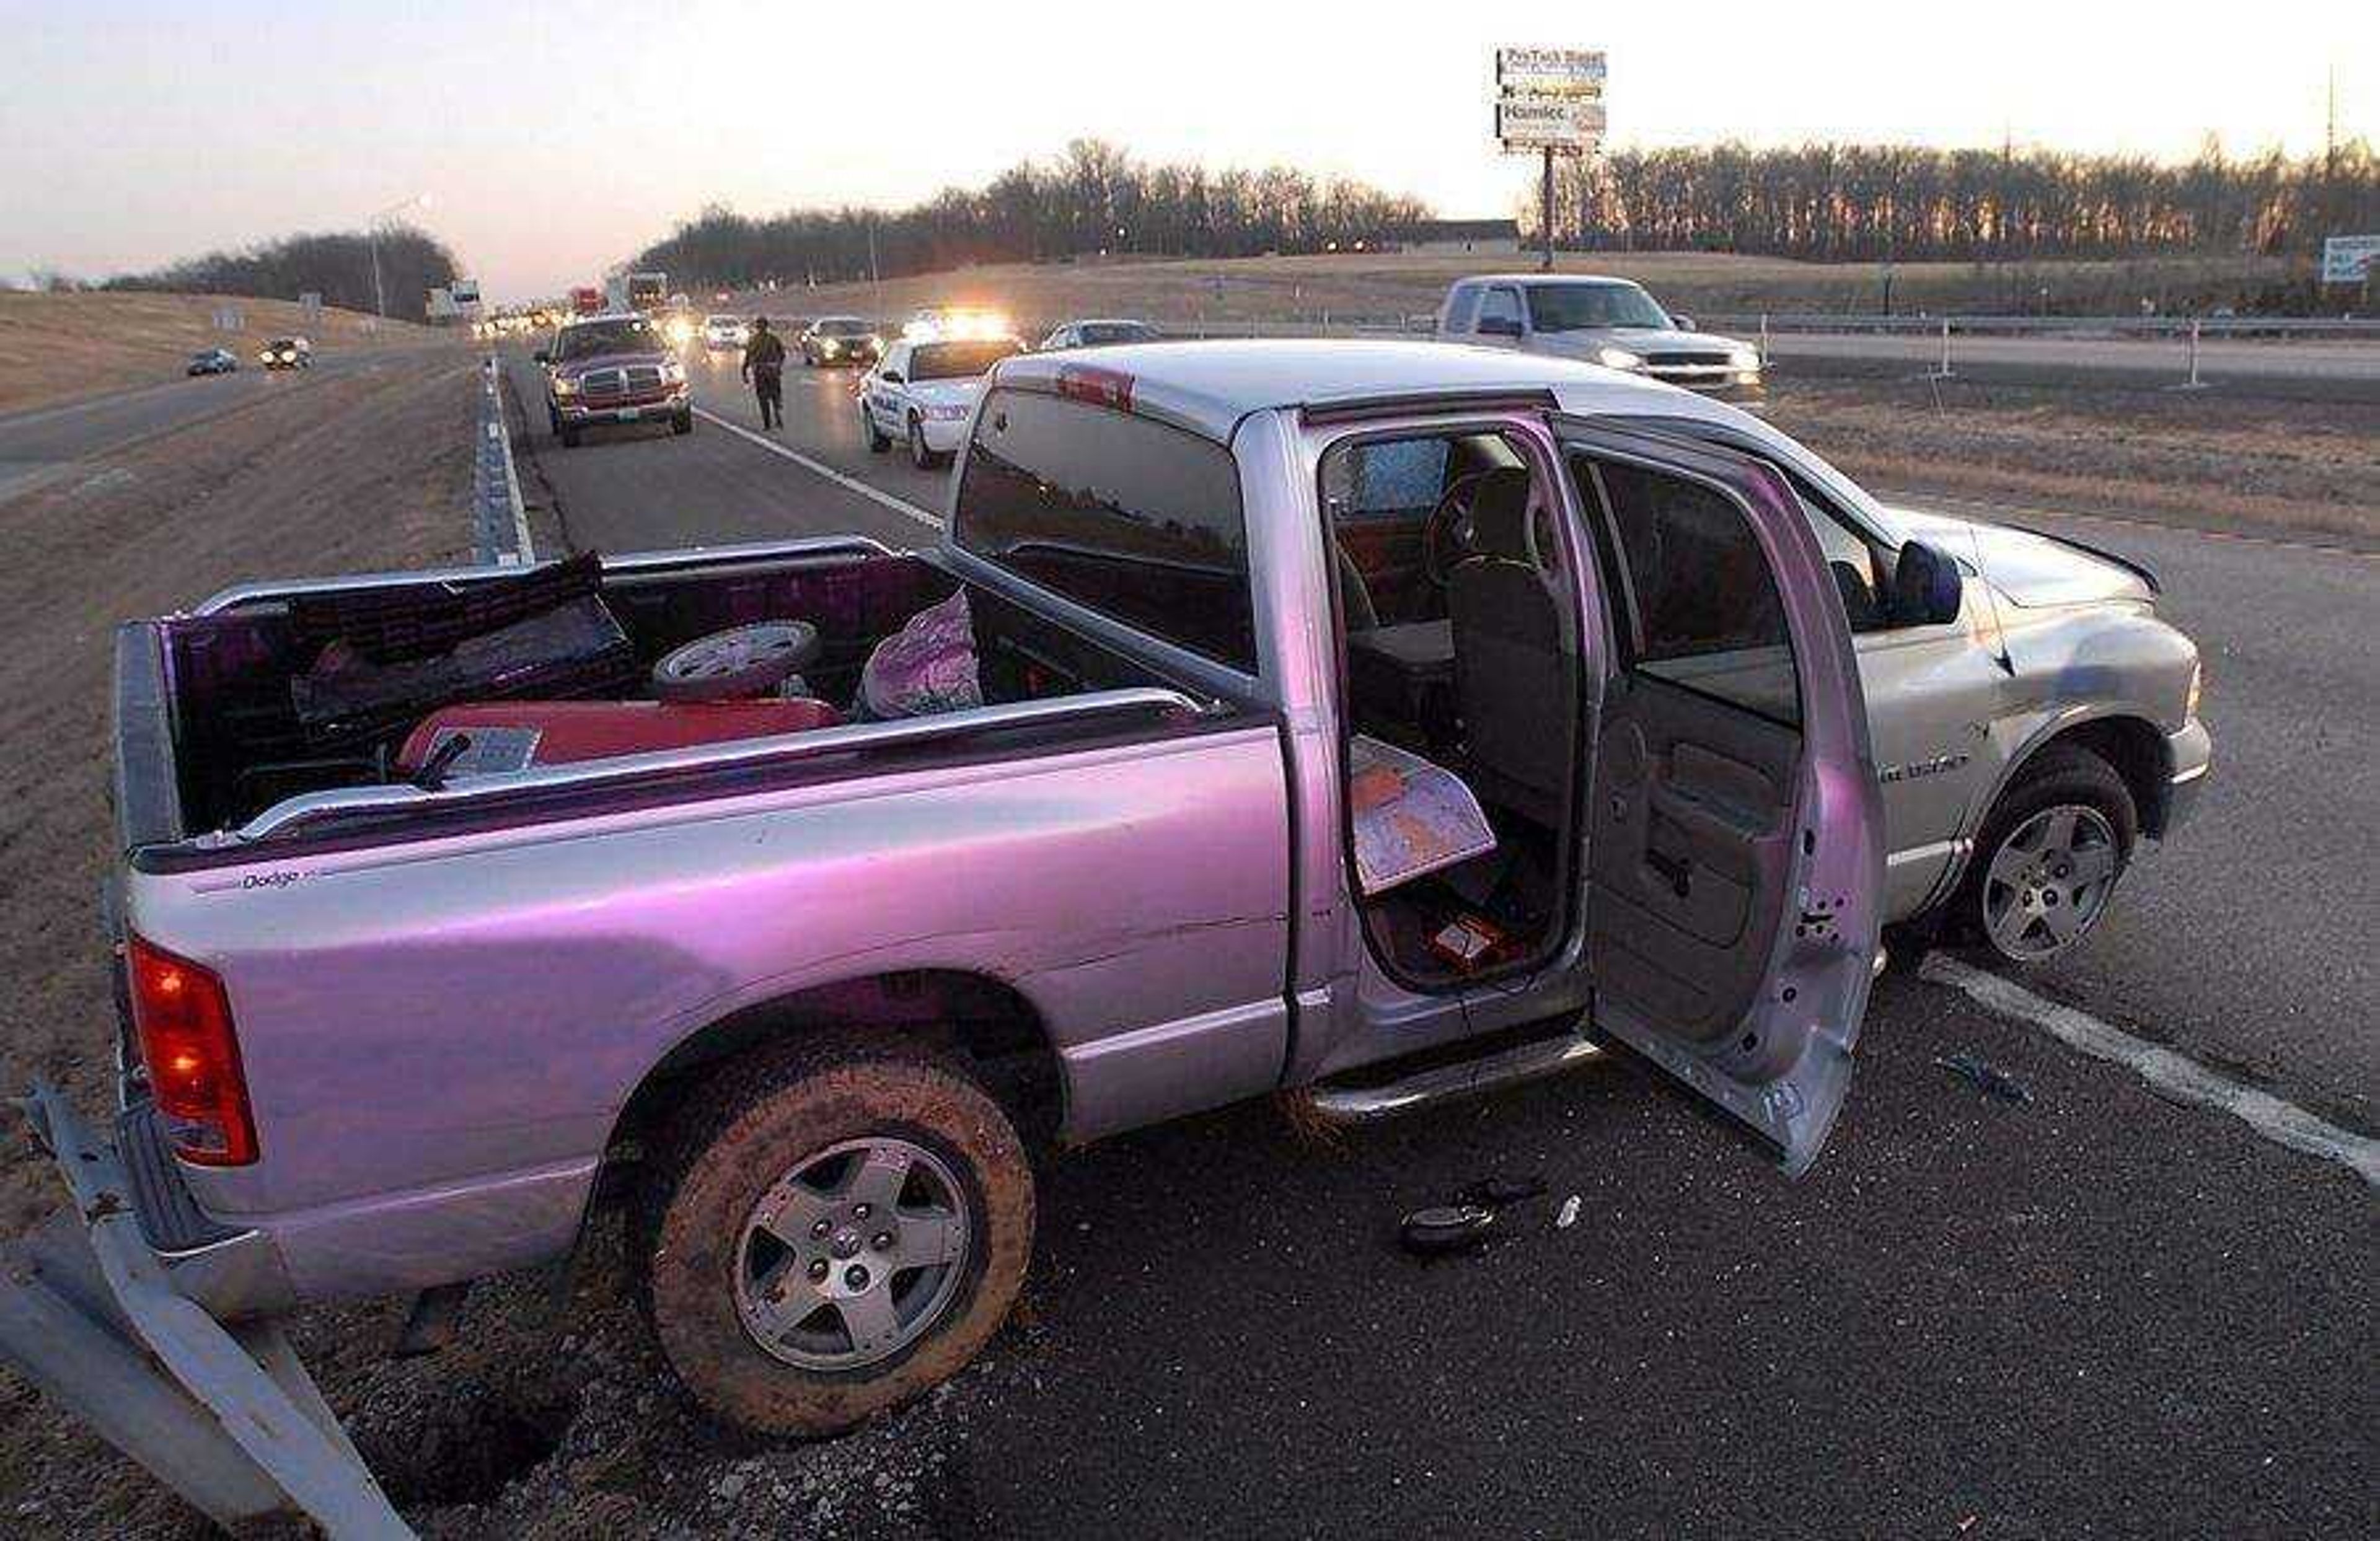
[553,377,578,397]
[662,359,686,384]
[1729,348,1761,372]
[1595,346,1646,371]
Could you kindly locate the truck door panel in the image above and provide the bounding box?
[1556,422,1884,1175]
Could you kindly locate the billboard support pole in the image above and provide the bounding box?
[1540,146,1556,272]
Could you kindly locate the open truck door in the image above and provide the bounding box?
[1557,421,1885,1175]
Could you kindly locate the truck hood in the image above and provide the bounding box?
[1532,325,1752,359]
[1889,507,2159,608]
[554,351,670,380]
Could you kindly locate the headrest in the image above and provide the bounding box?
[1468,467,1535,562]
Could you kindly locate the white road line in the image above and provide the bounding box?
[1920,955,2380,1188]
[691,406,944,530]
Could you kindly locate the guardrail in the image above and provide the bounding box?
[470,354,534,566]
[1703,312,2379,340]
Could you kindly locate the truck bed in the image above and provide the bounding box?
[117,541,1235,863]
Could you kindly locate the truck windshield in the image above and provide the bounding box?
[1525,283,1671,332]
[912,340,1020,380]
[557,319,661,359]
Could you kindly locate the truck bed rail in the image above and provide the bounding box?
[224,686,1213,845]
[188,535,899,617]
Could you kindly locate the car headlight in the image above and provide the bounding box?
[2185,660,2203,721]
[1595,346,1646,371]
[820,339,839,356]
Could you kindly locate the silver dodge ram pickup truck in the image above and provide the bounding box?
[4,340,2201,1535]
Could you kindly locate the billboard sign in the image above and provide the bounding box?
[1497,48,1606,97]
[1497,96,1605,152]
[2320,234,2379,284]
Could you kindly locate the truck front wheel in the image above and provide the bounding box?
[1954,744,2137,964]
[639,1037,1033,1436]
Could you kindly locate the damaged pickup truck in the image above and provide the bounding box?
[7,340,1912,1534]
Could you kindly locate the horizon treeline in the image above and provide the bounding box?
[94,227,462,323]
[632,139,1432,288]
[1554,139,2376,261]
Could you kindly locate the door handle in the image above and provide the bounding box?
[1644,848,1693,898]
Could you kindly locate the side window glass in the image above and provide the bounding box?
[1581,455,1800,726]
[1479,287,1523,330]
[1324,438,1452,521]
[1778,470,1887,633]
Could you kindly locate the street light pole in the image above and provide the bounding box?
[364,194,428,318]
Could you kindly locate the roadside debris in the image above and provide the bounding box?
[1398,1204,1499,1256]
[1936,1052,2034,1105]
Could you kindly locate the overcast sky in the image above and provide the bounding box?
[2,0,2368,301]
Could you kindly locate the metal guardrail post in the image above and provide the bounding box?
[470,354,534,567]
[1926,318,1955,380]
[2172,317,2211,392]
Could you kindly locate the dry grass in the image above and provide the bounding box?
[0,291,454,414]
[722,249,2293,336]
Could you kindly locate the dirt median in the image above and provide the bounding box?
[1765,375,2379,547]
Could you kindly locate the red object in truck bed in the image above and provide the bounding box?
[395,699,842,776]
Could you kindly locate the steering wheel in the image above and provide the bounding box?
[1421,471,1494,589]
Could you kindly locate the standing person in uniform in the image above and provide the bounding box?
[742,316,788,429]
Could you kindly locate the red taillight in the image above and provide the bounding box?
[127,937,257,1166]
[1054,363,1134,412]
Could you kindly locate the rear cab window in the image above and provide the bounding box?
[954,388,1257,672]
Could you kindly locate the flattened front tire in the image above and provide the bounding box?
[641,1037,1033,1437]
[1954,744,2137,964]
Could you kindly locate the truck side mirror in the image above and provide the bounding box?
[1892,540,1965,626]
[880,369,903,384]
[1478,315,1523,338]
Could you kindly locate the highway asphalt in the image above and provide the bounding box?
[1758,330,2380,403]
[0,347,453,506]
[495,343,2374,1536]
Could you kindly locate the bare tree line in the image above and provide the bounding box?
[1552,140,2377,263]
[633,139,1432,289]
[95,227,461,323]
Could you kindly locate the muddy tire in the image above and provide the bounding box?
[863,406,891,453]
[1952,744,2137,964]
[639,1035,1033,1437]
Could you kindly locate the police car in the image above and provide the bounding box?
[857,333,1025,469]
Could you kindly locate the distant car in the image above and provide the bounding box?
[1435,275,1762,400]
[798,316,881,366]
[857,333,1024,468]
[536,312,692,448]
[185,348,238,376]
[1038,318,1161,351]
[258,336,311,371]
[703,314,751,351]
